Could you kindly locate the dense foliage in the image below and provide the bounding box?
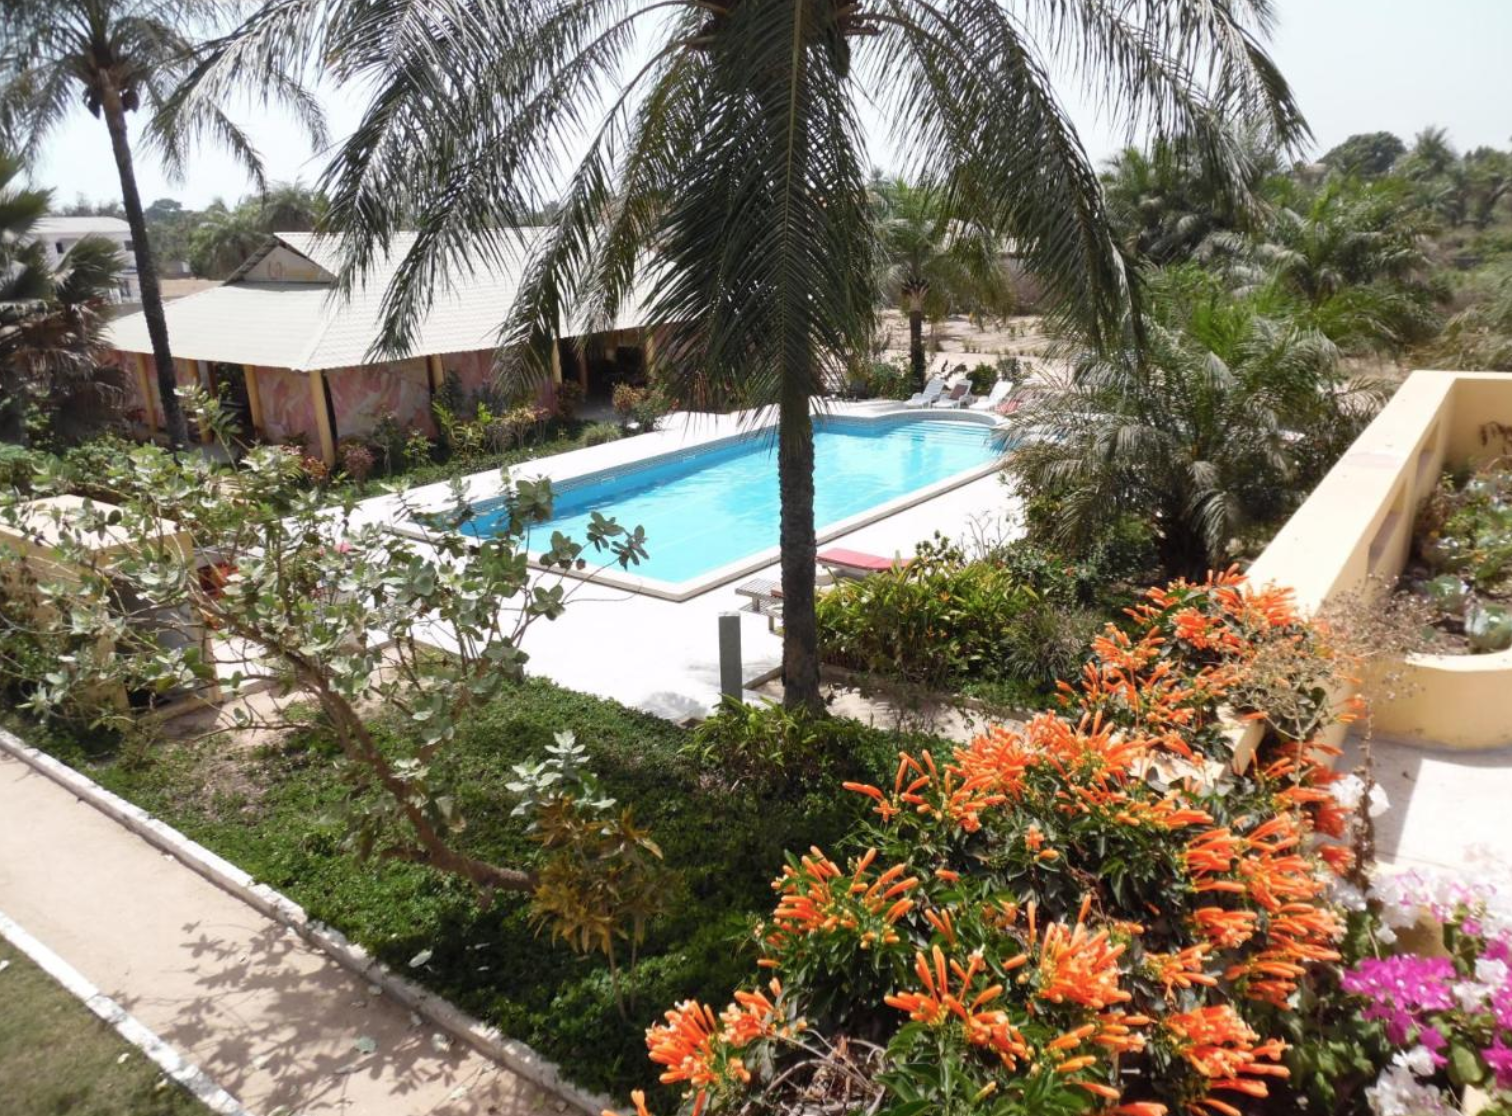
[627,572,1373,1116]
[1006,267,1385,577]
[814,535,1111,705]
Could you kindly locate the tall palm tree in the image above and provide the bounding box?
[175,0,1305,710]
[1,153,124,443]
[873,176,1010,389]
[0,0,323,448]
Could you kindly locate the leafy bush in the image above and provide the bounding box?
[582,422,624,447]
[0,443,44,492]
[612,383,670,431]
[814,536,1094,699]
[555,380,585,421]
[686,698,899,792]
[966,355,1021,396]
[633,573,1373,1116]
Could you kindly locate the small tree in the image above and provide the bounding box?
[0,392,649,904]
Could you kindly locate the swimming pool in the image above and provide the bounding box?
[459,413,1001,594]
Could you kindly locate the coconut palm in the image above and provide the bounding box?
[175,0,1305,710]
[1,153,123,443]
[1005,269,1384,578]
[873,176,1011,389]
[0,0,323,448]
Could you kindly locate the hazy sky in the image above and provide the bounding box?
[26,0,1512,211]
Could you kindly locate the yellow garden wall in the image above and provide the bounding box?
[1247,371,1512,751]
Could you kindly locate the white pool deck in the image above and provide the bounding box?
[346,402,1019,720]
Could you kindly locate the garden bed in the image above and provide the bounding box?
[10,678,924,1101]
[1398,457,1512,655]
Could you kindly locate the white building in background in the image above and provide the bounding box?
[30,216,139,304]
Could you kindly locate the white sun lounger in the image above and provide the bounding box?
[970,380,1013,411]
[903,377,946,408]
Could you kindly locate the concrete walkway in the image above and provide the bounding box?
[0,752,550,1116]
[1342,734,1512,874]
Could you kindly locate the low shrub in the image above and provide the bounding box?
[686,697,900,792]
[632,572,1374,1116]
[815,536,1098,700]
[582,422,624,447]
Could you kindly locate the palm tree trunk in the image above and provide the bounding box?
[99,83,188,449]
[778,386,821,712]
[908,302,926,390]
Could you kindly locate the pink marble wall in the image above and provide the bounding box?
[434,348,556,411]
[253,366,321,449]
[325,358,436,440]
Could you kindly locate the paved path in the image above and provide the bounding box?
[1341,735,1512,874]
[0,752,551,1116]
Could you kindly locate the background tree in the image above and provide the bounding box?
[872,176,1011,388]
[176,0,1305,711]
[1102,135,1280,267]
[0,153,123,445]
[188,182,325,277]
[0,0,323,448]
[1321,131,1406,179]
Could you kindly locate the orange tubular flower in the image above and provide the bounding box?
[1164,1005,1288,1113]
[764,847,915,955]
[1035,897,1132,1010]
[1191,907,1259,950]
[647,1001,721,1090]
[884,946,1031,1068]
[1144,944,1216,996]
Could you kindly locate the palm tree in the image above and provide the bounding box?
[1102,135,1278,266]
[0,1,322,448]
[1005,269,1385,578]
[186,199,264,278]
[873,177,1010,389]
[1,153,123,443]
[176,0,1304,711]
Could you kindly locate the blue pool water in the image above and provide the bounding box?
[461,415,1000,584]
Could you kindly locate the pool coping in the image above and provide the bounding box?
[390,405,1006,602]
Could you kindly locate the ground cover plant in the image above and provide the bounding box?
[1404,453,1512,653]
[0,939,210,1115]
[623,571,1385,1116]
[9,679,916,1097]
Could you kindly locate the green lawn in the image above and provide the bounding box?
[18,678,919,1101]
[0,940,211,1116]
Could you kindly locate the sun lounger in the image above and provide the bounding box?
[903,377,946,408]
[817,548,904,580]
[970,380,1013,411]
[935,382,971,408]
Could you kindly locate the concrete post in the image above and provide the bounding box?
[718,612,743,701]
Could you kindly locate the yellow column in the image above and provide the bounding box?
[549,340,563,384]
[133,353,159,432]
[643,328,658,373]
[427,354,445,393]
[309,370,337,466]
[243,365,265,438]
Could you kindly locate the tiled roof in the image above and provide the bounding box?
[107,230,658,372]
